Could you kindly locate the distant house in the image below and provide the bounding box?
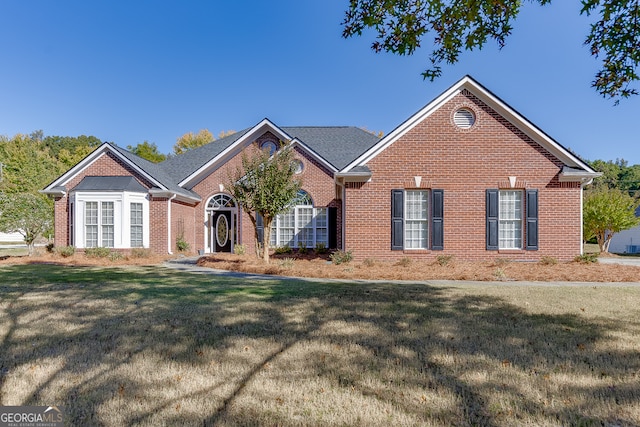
[0,232,23,243]
[42,76,599,261]
[608,206,640,254]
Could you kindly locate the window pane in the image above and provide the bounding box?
[499,191,523,249]
[315,208,328,245]
[102,202,114,247]
[131,203,143,247]
[404,191,428,249]
[296,207,313,247]
[85,202,98,247]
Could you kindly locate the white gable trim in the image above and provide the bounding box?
[342,75,598,175]
[42,143,167,193]
[178,118,293,188]
[290,138,338,173]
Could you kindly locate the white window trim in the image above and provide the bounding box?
[404,190,429,250]
[271,205,328,248]
[72,191,149,249]
[498,190,524,250]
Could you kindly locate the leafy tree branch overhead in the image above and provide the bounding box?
[342,0,640,101]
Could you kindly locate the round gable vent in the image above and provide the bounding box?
[454,108,475,129]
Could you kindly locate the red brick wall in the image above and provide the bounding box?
[149,196,168,254]
[344,91,583,261]
[171,200,196,253]
[191,133,340,254]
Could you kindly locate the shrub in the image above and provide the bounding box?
[315,242,328,254]
[85,247,112,258]
[395,257,412,267]
[494,267,508,281]
[45,243,55,253]
[233,244,246,255]
[494,258,512,267]
[574,253,599,264]
[274,245,293,255]
[363,258,376,267]
[539,256,558,265]
[130,248,151,258]
[330,249,353,265]
[279,257,295,269]
[176,234,190,252]
[436,254,454,266]
[55,245,75,258]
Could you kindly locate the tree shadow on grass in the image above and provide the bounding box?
[0,264,638,426]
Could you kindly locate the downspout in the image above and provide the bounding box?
[335,177,346,251]
[167,194,176,254]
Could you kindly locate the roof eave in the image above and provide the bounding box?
[558,170,602,183]
[335,171,373,183]
[149,188,201,204]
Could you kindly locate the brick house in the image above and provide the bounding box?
[42,76,599,261]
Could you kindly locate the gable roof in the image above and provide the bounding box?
[173,119,380,189]
[74,176,148,192]
[342,75,600,182]
[282,127,380,170]
[42,142,200,202]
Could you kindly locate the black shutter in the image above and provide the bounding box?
[327,207,337,249]
[431,189,444,250]
[256,213,264,244]
[486,189,499,250]
[391,189,404,251]
[526,189,538,250]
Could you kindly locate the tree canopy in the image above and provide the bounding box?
[0,193,53,255]
[174,129,215,155]
[226,143,302,263]
[342,0,640,101]
[588,158,640,196]
[583,188,639,252]
[126,141,167,163]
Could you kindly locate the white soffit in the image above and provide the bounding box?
[178,118,293,187]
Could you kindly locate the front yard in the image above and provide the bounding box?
[0,264,638,426]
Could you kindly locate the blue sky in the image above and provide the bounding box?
[1,1,638,164]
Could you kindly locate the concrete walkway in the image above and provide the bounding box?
[163,256,640,287]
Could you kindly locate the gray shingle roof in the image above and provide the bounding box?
[159,129,250,184]
[282,127,380,170]
[75,176,147,192]
[107,126,380,200]
[109,143,201,200]
[157,126,379,184]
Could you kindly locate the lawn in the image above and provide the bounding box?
[0,264,639,426]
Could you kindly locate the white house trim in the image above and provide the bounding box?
[178,119,294,188]
[42,143,168,194]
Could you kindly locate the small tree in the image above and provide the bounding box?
[583,189,640,253]
[227,143,301,263]
[0,193,53,255]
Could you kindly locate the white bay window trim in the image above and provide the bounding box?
[72,191,149,249]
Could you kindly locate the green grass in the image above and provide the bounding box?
[1,264,639,426]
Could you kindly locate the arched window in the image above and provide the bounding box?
[207,193,236,209]
[270,190,328,248]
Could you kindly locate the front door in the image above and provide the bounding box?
[211,211,233,252]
